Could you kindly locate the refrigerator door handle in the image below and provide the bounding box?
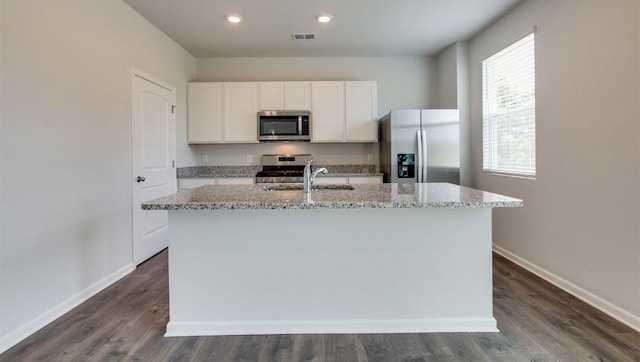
[421,130,428,182]
[416,130,423,182]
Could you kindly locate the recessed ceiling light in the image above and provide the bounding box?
[226,14,242,24]
[316,14,332,23]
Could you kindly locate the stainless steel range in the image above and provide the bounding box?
[255,154,314,183]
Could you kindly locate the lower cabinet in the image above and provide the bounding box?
[313,176,349,185]
[179,175,381,189]
[348,175,383,184]
[314,176,383,185]
[179,177,254,189]
[217,178,255,185]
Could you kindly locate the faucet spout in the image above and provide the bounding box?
[312,167,328,182]
[303,157,327,193]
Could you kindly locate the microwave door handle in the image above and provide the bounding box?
[298,116,302,136]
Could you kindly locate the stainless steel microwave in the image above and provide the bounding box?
[258,110,311,142]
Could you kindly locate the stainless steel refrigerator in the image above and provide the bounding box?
[379,109,460,184]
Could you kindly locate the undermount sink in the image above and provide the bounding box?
[262,184,355,191]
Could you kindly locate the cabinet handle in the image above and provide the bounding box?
[136,176,146,183]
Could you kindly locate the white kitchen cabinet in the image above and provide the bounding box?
[259,82,311,111]
[284,82,311,110]
[313,176,349,185]
[179,177,255,189]
[187,83,223,143]
[189,80,375,144]
[217,177,255,185]
[179,178,217,189]
[345,81,378,142]
[223,83,259,143]
[259,82,285,110]
[311,82,345,142]
[187,82,257,144]
[348,175,383,184]
[311,81,378,142]
[313,175,383,185]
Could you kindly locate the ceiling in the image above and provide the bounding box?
[123,0,523,58]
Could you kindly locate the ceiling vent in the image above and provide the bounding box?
[292,33,317,40]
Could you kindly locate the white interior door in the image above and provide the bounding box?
[132,71,176,265]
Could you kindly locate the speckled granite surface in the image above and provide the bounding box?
[176,165,381,178]
[314,164,380,177]
[177,166,260,178]
[142,183,523,210]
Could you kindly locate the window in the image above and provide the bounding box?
[482,33,536,177]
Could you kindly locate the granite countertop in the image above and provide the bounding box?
[177,166,259,178]
[316,172,384,177]
[176,165,382,178]
[142,183,523,210]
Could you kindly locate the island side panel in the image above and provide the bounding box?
[165,207,496,336]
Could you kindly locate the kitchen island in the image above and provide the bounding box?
[143,183,522,337]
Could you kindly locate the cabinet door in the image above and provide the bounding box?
[223,83,259,143]
[179,178,217,189]
[259,82,284,110]
[187,83,223,143]
[217,177,255,185]
[313,176,349,185]
[345,81,378,142]
[284,82,311,110]
[311,82,345,142]
[348,176,383,184]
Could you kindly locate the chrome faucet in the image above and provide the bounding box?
[303,158,328,193]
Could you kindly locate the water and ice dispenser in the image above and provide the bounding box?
[397,153,415,178]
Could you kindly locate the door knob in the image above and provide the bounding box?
[136,176,146,183]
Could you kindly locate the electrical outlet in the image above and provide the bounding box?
[367,153,373,162]
[246,154,252,164]
[202,154,208,164]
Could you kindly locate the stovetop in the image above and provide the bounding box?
[255,154,313,183]
[255,170,304,177]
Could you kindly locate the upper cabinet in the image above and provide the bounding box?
[188,80,377,144]
[223,83,259,143]
[258,82,284,110]
[284,82,312,110]
[188,83,223,143]
[311,81,378,143]
[311,82,345,142]
[258,82,311,111]
[345,81,378,142]
[187,82,258,144]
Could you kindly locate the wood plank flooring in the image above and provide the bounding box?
[2,250,638,361]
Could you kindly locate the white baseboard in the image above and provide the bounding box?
[165,317,499,337]
[493,245,640,332]
[0,263,135,354]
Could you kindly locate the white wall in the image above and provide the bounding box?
[470,0,640,329]
[437,44,458,109]
[0,0,196,352]
[193,57,437,166]
[197,57,437,114]
[436,42,472,187]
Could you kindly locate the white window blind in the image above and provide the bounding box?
[482,33,536,177]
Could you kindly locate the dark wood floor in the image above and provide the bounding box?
[2,250,638,361]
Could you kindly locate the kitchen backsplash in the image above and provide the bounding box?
[191,143,379,167]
